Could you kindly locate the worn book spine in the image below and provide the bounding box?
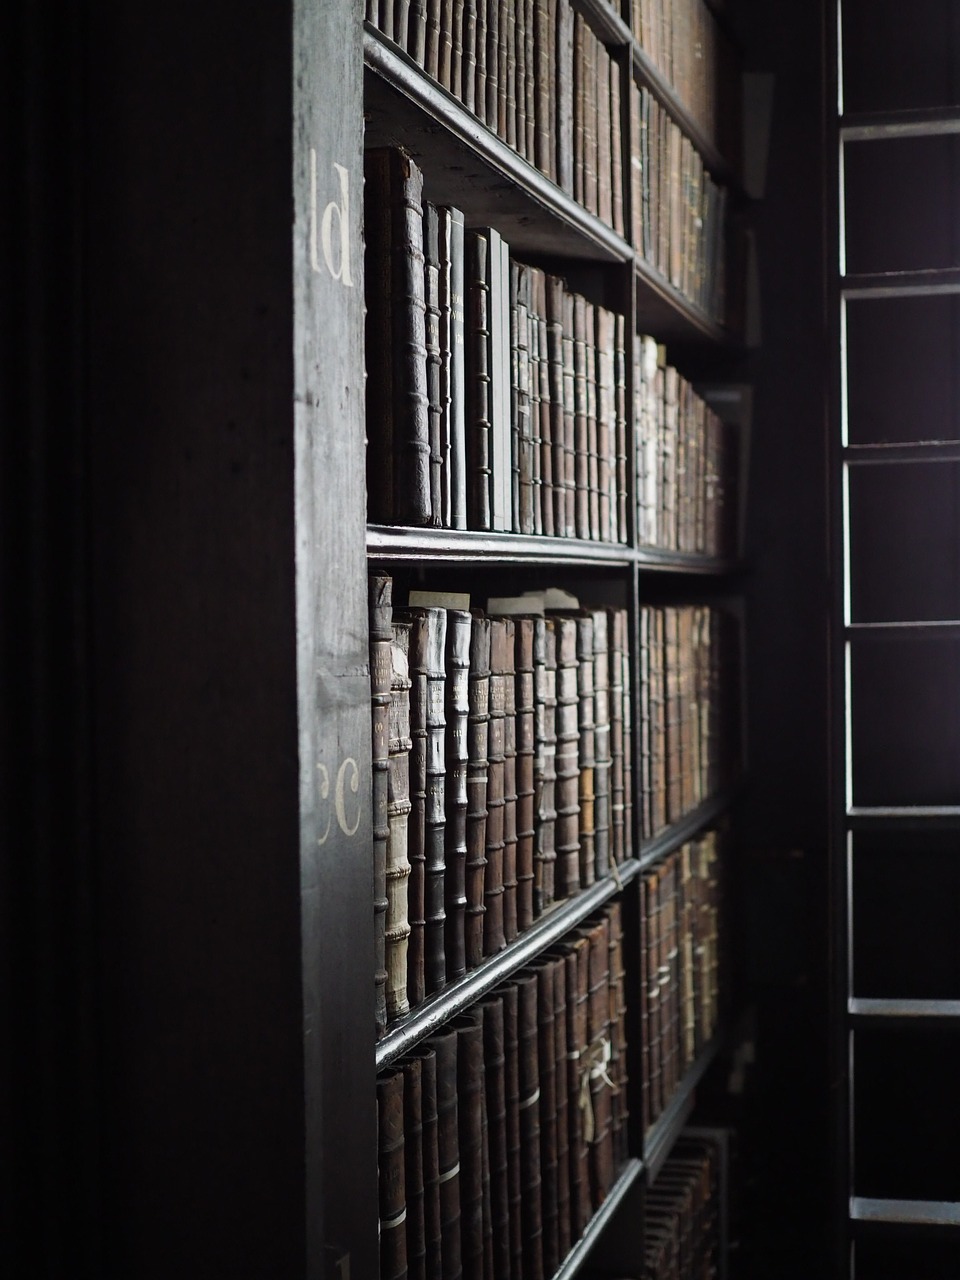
[532,617,558,916]
[424,203,445,525]
[502,982,524,1277]
[664,605,681,824]
[606,606,625,867]
[485,0,500,126]
[451,0,465,98]
[621,606,634,862]
[639,869,652,1132]
[597,306,615,543]
[503,0,517,149]
[480,994,511,1280]
[402,1054,427,1280]
[585,914,615,1206]
[585,300,600,541]
[474,0,487,124]
[516,970,544,1280]
[514,263,534,535]
[523,0,536,162]
[533,0,552,176]
[560,288,577,537]
[377,1069,408,1280]
[552,950,571,1261]
[569,934,592,1234]
[440,207,468,529]
[456,1009,487,1280]
[465,613,491,970]
[574,614,596,889]
[596,38,612,228]
[439,0,455,89]
[530,271,553,537]
[445,609,472,981]
[614,313,628,542]
[379,0,397,39]
[591,608,611,881]
[630,77,643,256]
[555,0,574,195]
[409,0,428,64]
[500,616,519,944]
[608,904,629,1166]
[483,618,508,955]
[387,619,414,1019]
[425,0,442,78]
[571,12,584,205]
[610,53,624,237]
[514,617,536,932]
[394,0,412,49]
[406,609,429,1005]
[466,230,493,531]
[461,0,477,112]
[536,960,560,1277]
[545,275,567,538]
[490,231,512,532]
[370,574,393,1037]
[430,1026,463,1279]
[582,25,598,216]
[652,605,668,835]
[527,274,543,535]
[572,293,590,540]
[551,615,580,898]
[417,1046,444,1278]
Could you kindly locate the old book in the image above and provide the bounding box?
[502,981,524,1278]
[584,299,600,540]
[395,0,412,49]
[370,573,393,1036]
[596,39,612,227]
[423,202,444,525]
[550,615,580,898]
[621,607,634,862]
[465,613,491,970]
[582,24,598,217]
[516,970,544,1280]
[387,619,414,1019]
[465,230,493,530]
[461,0,477,112]
[430,1026,462,1279]
[513,262,535,534]
[409,0,428,64]
[544,275,567,538]
[606,606,625,866]
[480,993,510,1280]
[522,0,536,162]
[484,0,500,126]
[574,613,596,889]
[527,274,543,535]
[377,1068,408,1280]
[425,0,442,78]
[499,616,519,944]
[401,1054,427,1280]
[571,12,584,205]
[473,0,487,123]
[444,609,472,980]
[536,960,560,1277]
[610,54,624,237]
[532,617,558,915]
[595,305,613,543]
[607,901,630,1167]
[416,1046,444,1278]
[364,147,431,526]
[629,76,643,255]
[529,270,553,536]
[456,1009,487,1280]
[584,914,615,1207]
[572,294,590,540]
[439,206,467,529]
[568,933,592,1234]
[503,0,517,149]
[378,0,396,39]
[490,231,512,532]
[439,0,455,89]
[551,950,572,1262]
[451,0,465,98]
[512,618,537,933]
[555,0,574,196]
[561,287,577,537]
[591,608,611,880]
[614,313,628,542]
[533,0,551,176]
[483,618,508,955]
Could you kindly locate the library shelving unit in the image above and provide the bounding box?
[361,2,748,1277]
[829,1,960,1276]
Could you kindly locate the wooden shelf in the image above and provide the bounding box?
[636,548,742,575]
[643,1033,724,1183]
[848,998,960,1023]
[848,807,960,830]
[850,1197,960,1228]
[841,106,960,142]
[363,26,633,264]
[367,524,633,566]
[635,254,731,345]
[552,1158,644,1280]
[841,267,960,299]
[639,788,738,870]
[376,862,640,1069]
[631,45,737,184]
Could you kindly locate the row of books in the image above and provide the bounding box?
[640,831,721,1135]
[365,0,626,236]
[631,81,729,322]
[638,606,740,843]
[370,573,635,1033]
[635,336,738,557]
[632,0,740,161]
[364,146,631,540]
[376,904,629,1280]
[642,1134,723,1279]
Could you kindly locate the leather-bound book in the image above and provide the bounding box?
[378,0,396,38]
[527,273,543,535]
[584,300,600,541]
[533,0,552,177]
[444,609,472,980]
[485,0,500,128]
[480,993,511,1280]
[425,0,442,78]
[516,970,544,1280]
[610,54,624,237]
[363,147,431,526]
[424,202,445,525]
[416,1046,444,1278]
[408,0,427,65]
[461,0,477,112]
[630,78,643,255]
[405,609,429,1005]
[550,615,580,898]
[572,293,590,540]
[514,617,536,931]
[545,275,567,538]
[536,960,560,1277]
[377,1068,408,1280]
[523,0,536,162]
[439,0,455,89]
[465,613,491,970]
[652,606,668,836]
[621,608,634,862]
[555,0,574,195]
[401,1054,427,1280]
[455,1009,488,1280]
[643,862,664,1125]
[591,608,611,880]
[606,607,625,868]
[473,0,487,125]
[638,605,653,843]
[466,230,493,530]
[370,573,393,1036]
[502,982,524,1278]
[561,288,577,537]
[596,38,612,228]
[439,206,467,529]
[678,841,696,1073]
[614,313,628,542]
[395,0,412,50]
[574,613,596,889]
[451,1,465,99]
[401,606,448,996]
[567,934,592,1236]
[582,24,598,217]
[503,0,517,150]
[430,1026,463,1279]
[483,618,508,955]
[532,617,558,916]
[571,12,584,206]
[584,914,615,1207]
[387,619,414,1019]
[551,951,572,1261]
[513,263,535,535]
[530,270,554,537]
[595,306,614,543]
[664,606,681,824]
[499,616,519,944]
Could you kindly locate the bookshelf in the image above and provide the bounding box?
[829,0,960,1276]
[362,2,747,1277]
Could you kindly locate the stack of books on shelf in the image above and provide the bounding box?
[635,337,739,557]
[376,902,629,1280]
[365,0,625,237]
[642,1133,723,1279]
[639,605,740,842]
[640,831,722,1136]
[370,573,634,1035]
[364,146,630,540]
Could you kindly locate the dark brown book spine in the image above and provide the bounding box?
[575,614,596,889]
[409,0,428,65]
[532,617,558,916]
[456,1009,488,1280]
[378,1069,409,1280]
[466,230,493,531]
[536,960,560,1277]
[561,288,577,537]
[555,0,574,196]
[387,620,414,1019]
[572,293,590,540]
[595,306,613,544]
[370,574,393,1037]
[514,617,536,932]
[642,863,663,1125]
[582,24,598,216]
[607,606,625,867]
[474,0,487,124]
[566,936,591,1237]
[596,38,612,228]
[503,0,517,149]
[531,270,553,537]
[417,1047,444,1277]
[439,0,455,88]
[552,951,572,1261]
[610,53,624,237]
[500,617,519,944]
[465,614,491,970]
[585,914,615,1206]
[523,0,536,161]
[444,609,472,980]
[480,994,511,1280]
[483,619,508,955]
[584,299,600,541]
[533,0,552,176]
[424,202,445,525]
[545,275,566,539]
[461,0,477,112]
[516,970,544,1280]
[591,609,611,880]
[402,1055,427,1280]
[614,313,628,543]
[431,1025,463,1280]
[551,616,580,898]
[502,982,524,1277]
[425,0,442,78]
[527,271,544,535]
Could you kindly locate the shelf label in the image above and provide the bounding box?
[316,757,362,844]
[309,149,354,287]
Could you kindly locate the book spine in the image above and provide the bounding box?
[606,606,625,866]
[596,38,612,228]
[545,275,566,539]
[552,950,571,1262]
[466,230,493,531]
[561,289,577,538]
[406,611,429,1004]
[417,1046,444,1277]
[441,207,468,529]
[516,970,544,1280]
[585,299,600,541]
[456,1009,488,1280]
[451,0,465,98]
[585,915,615,1206]
[387,619,414,1019]
[461,0,477,113]
[503,0,517,149]
[379,0,397,39]
[514,263,534,535]
[377,1068,408,1280]
[424,203,445,525]
[502,982,524,1277]
[523,0,536,162]
[425,0,442,79]
[582,25,598,216]
[569,935,592,1234]
[489,231,511,532]
[608,901,629,1166]
[551,616,581,898]
[532,617,558,916]
[621,606,634,862]
[402,1054,427,1280]
[430,1026,463,1279]
[514,617,536,932]
[395,0,412,50]
[533,0,552,175]
[614,313,628,543]
[439,0,455,89]
[572,293,590,540]
[555,0,574,196]
[474,0,487,125]
[575,614,596,889]
[409,0,428,65]
[443,610,472,981]
[591,608,611,880]
[465,614,491,970]
[370,573,393,1037]
[363,149,395,523]
[595,306,613,543]
[480,994,511,1279]
[536,960,560,1277]
[610,53,624,237]
[531,271,553,537]
[485,0,500,127]
[500,617,519,944]
[483,618,508,955]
